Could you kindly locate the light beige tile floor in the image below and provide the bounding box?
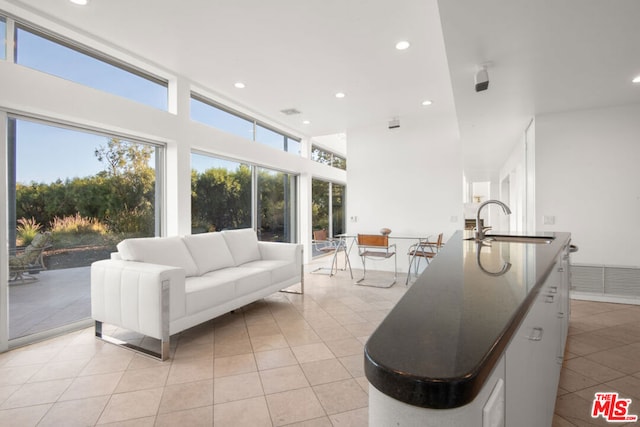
[553,299,640,427]
[1,264,639,426]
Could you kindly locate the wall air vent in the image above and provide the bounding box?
[280,108,301,116]
[572,264,640,301]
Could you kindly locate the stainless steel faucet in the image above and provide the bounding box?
[475,200,512,240]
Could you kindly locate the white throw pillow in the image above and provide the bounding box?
[183,232,236,274]
[221,228,261,266]
[117,236,199,277]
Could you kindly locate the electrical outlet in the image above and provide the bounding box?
[450,216,458,223]
[543,215,555,225]
[350,216,358,222]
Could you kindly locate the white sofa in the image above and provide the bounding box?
[91,228,303,360]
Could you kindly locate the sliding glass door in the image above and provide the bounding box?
[257,167,297,243]
[312,179,346,256]
[5,116,162,343]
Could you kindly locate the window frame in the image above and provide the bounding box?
[12,20,168,108]
[190,92,302,154]
[311,145,347,170]
[0,15,6,60]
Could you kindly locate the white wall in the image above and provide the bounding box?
[499,132,526,233]
[346,114,463,273]
[536,104,640,266]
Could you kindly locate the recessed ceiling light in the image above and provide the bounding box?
[303,120,311,125]
[421,100,433,106]
[234,82,246,89]
[69,0,88,5]
[335,92,346,99]
[633,75,640,84]
[395,40,411,50]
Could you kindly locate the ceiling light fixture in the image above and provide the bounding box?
[303,120,311,125]
[395,40,410,50]
[335,92,346,99]
[422,100,433,106]
[234,82,246,89]
[633,75,640,84]
[69,0,89,5]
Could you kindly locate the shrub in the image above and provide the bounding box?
[16,217,42,246]
[50,213,108,235]
[107,206,154,236]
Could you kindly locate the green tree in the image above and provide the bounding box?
[191,164,251,232]
[95,138,155,234]
[312,179,330,232]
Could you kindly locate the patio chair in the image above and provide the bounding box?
[9,231,52,283]
[311,229,353,278]
[405,233,444,284]
[355,234,396,288]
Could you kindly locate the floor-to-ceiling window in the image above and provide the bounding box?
[257,167,297,242]
[332,183,346,236]
[311,178,346,256]
[312,179,330,235]
[191,153,298,243]
[6,117,163,341]
[191,153,251,233]
[311,146,347,252]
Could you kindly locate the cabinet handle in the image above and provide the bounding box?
[545,295,555,303]
[549,286,558,293]
[527,327,544,341]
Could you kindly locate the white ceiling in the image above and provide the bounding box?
[5,0,640,179]
[439,0,640,178]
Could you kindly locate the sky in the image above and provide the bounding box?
[11,25,298,184]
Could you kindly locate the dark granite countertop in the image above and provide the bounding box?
[364,230,571,409]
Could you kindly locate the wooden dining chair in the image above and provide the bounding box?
[355,234,396,287]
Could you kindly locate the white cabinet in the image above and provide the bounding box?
[505,246,570,427]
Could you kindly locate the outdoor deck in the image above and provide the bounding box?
[9,267,91,340]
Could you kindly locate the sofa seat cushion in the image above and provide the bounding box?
[117,236,199,277]
[240,260,297,285]
[185,267,271,314]
[204,266,272,298]
[183,232,235,275]
[184,276,236,314]
[221,229,261,266]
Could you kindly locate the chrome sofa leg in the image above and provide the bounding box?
[93,279,171,361]
[95,320,170,361]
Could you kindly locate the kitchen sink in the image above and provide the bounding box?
[484,235,555,244]
[464,235,555,244]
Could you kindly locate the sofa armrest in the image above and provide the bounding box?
[258,241,303,263]
[91,259,186,339]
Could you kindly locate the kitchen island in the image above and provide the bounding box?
[365,230,573,427]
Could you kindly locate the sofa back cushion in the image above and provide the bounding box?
[117,236,199,277]
[183,232,235,275]
[222,228,261,266]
